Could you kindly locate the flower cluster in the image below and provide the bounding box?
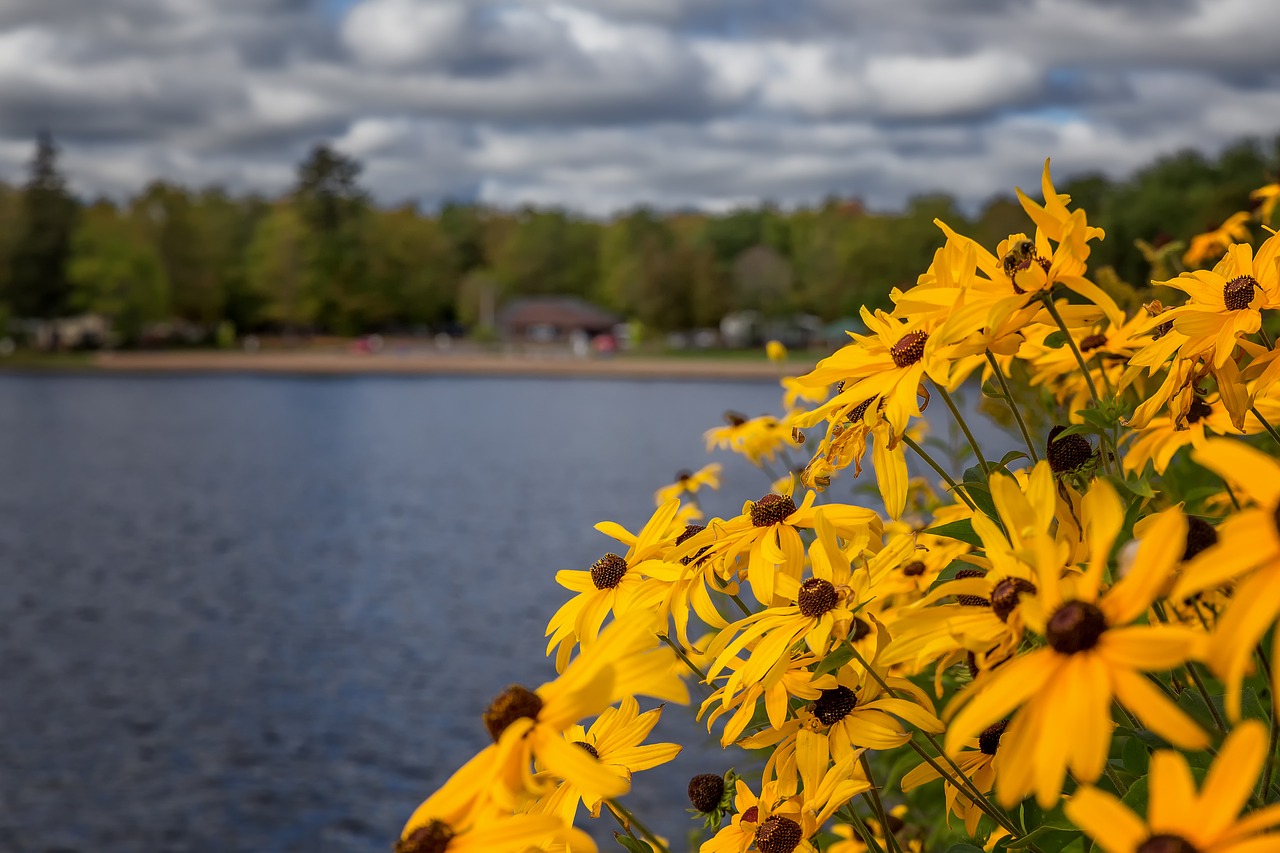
[399,162,1280,853]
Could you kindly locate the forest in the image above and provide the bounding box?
[0,131,1277,346]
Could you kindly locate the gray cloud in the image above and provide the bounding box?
[0,0,1276,212]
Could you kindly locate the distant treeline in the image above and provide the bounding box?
[0,131,1277,345]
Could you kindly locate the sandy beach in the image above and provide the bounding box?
[87,349,810,381]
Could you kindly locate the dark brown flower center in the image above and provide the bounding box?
[751,494,796,527]
[813,685,858,726]
[990,577,1036,622]
[395,820,454,853]
[1136,834,1200,853]
[848,397,874,423]
[573,740,599,759]
[851,616,872,641]
[798,578,838,617]
[901,560,927,577]
[1185,398,1213,424]
[741,805,759,824]
[676,469,693,483]
[955,568,990,607]
[590,553,629,589]
[978,719,1008,755]
[756,815,803,853]
[688,773,726,813]
[1046,601,1107,654]
[1079,333,1108,352]
[677,524,705,546]
[724,410,748,427]
[482,685,543,741]
[1223,275,1259,311]
[890,331,928,368]
[1047,425,1092,474]
[1183,517,1218,561]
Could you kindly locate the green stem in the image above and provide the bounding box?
[840,804,886,853]
[607,806,646,850]
[934,380,990,476]
[1103,762,1130,797]
[858,753,902,853]
[1041,293,1103,407]
[1252,406,1280,450]
[729,593,753,618]
[1260,326,1275,350]
[902,435,978,512]
[657,633,708,684]
[607,800,669,853]
[1153,601,1227,736]
[985,351,1040,462]
[1256,644,1280,801]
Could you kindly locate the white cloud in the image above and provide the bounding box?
[0,0,1278,213]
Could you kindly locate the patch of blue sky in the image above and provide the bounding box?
[319,0,361,23]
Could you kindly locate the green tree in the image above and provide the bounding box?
[245,202,314,332]
[9,132,79,320]
[292,143,368,333]
[68,202,168,345]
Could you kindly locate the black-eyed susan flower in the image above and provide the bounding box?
[706,412,797,467]
[740,659,942,795]
[700,648,829,747]
[901,720,1006,836]
[533,696,681,822]
[1065,720,1280,853]
[403,615,688,834]
[655,463,722,509]
[1173,439,1280,719]
[1183,211,1252,268]
[709,491,880,607]
[394,811,595,853]
[1150,243,1263,371]
[545,499,681,671]
[946,482,1209,808]
[705,513,914,698]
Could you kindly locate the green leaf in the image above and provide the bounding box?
[997,450,1029,470]
[982,378,1007,400]
[1117,475,1156,499]
[1003,825,1074,849]
[813,642,855,677]
[925,518,983,547]
[945,844,987,853]
[962,464,1000,521]
[1044,330,1069,349]
[1121,736,1148,776]
[614,833,655,853]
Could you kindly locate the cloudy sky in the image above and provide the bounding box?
[0,0,1277,215]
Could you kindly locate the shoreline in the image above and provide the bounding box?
[57,349,813,381]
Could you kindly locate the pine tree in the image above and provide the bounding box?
[9,131,79,320]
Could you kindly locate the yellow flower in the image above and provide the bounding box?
[796,307,965,437]
[705,515,915,702]
[902,722,1004,837]
[1065,721,1280,853]
[709,491,881,606]
[740,658,942,796]
[533,696,681,821]
[705,411,797,466]
[795,394,911,519]
[545,499,681,671]
[1252,182,1280,224]
[1184,210,1251,268]
[946,481,1209,808]
[700,648,830,746]
[1153,243,1263,369]
[766,340,788,362]
[394,811,596,853]
[1173,439,1280,719]
[654,463,722,508]
[401,616,688,838]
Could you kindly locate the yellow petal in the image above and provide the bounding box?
[1064,787,1147,853]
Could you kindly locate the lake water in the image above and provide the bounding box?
[0,372,1013,852]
